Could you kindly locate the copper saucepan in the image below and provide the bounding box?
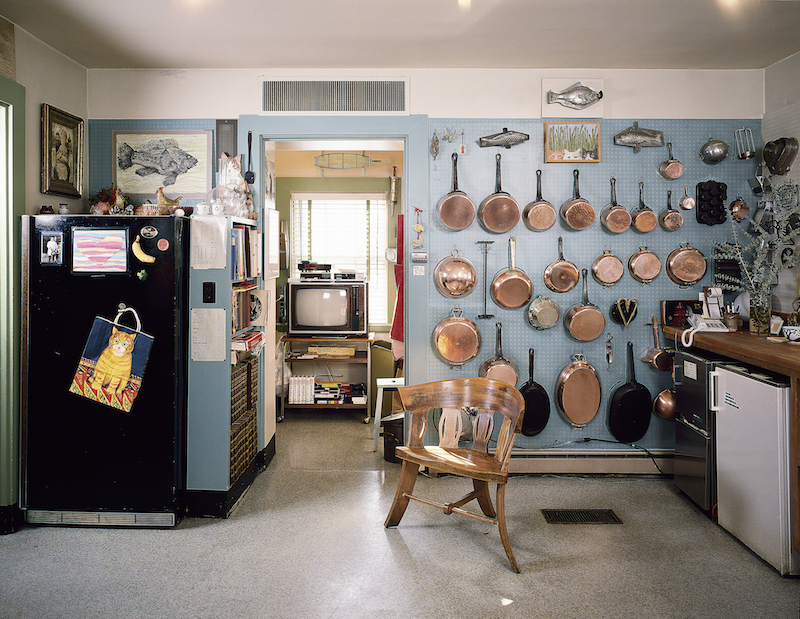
[591,250,625,287]
[522,169,557,232]
[438,152,475,231]
[556,354,601,428]
[628,246,661,284]
[643,316,673,372]
[527,295,561,330]
[659,190,683,232]
[659,142,684,180]
[564,268,606,342]
[600,176,632,234]
[665,243,707,287]
[631,179,658,233]
[478,153,520,233]
[479,321,519,387]
[432,308,482,367]
[679,185,695,211]
[560,169,595,230]
[543,236,579,293]
[433,249,477,299]
[491,236,532,309]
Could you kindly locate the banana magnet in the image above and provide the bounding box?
[132,235,155,264]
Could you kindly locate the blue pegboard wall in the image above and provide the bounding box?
[424,118,761,452]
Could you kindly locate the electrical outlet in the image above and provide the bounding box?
[202,281,215,303]
[413,265,425,276]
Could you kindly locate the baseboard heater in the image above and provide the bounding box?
[25,510,176,527]
[508,449,674,476]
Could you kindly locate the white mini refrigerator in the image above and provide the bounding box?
[711,365,799,575]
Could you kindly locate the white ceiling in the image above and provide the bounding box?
[4,0,800,71]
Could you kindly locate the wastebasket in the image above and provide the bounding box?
[382,412,405,463]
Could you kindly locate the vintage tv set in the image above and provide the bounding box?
[288,280,368,337]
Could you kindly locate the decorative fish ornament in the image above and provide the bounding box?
[614,121,665,153]
[547,82,603,110]
[479,127,530,149]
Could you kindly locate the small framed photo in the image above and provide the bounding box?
[40,232,63,266]
[544,122,601,163]
[41,104,84,198]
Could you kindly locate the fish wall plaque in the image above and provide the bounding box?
[547,82,603,110]
[614,121,665,153]
[479,128,530,149]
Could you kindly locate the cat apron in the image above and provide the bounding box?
[69,304,154,412]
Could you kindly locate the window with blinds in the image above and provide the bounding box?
[290,192,389,325]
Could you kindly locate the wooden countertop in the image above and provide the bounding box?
[663,325,800,378]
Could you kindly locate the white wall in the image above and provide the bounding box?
[87,67,764,120]
[14,28,86,215]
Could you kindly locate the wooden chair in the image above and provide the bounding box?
[383,377,526,573]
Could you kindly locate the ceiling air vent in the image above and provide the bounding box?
[261,78,408,115]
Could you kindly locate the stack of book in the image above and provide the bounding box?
[314,382,343,404]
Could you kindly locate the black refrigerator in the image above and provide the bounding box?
[22,215,189,527]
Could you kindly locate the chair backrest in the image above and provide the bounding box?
[398,377,525,469]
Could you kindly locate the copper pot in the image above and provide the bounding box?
[631,179,657,233]
[491,236,532,309]
[438,152,475,230]
[679,185,695,210]
[658,190,684,232]
[478,153,520,233]
[555,354,601,428]
[665,243,707,287]
[432,308,482,367]
[433,250,477,299]
[560,169,595,230]
[543,236,579,293]
[659,142,684,180]
[479,321,519,387]
[600,175,631,234]
[527,295,561,330]
[563,269,605,342]
[628,246,661,284]
[643,316,673,372]
[729,197,750,222]
[522,169,557,232]
[591,250,625,287]
[654,388,677,421]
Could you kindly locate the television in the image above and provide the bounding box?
[288,281,368,337]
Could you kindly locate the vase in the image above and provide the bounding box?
[749,299,771,336]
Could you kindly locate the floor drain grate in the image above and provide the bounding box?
[542,509,622,524]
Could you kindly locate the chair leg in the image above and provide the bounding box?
[495,483,520,573]
[384,460,420,528]
[472,479,496,518]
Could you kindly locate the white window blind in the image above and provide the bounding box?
[290,192,389,324]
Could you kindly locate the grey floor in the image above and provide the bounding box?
[1,412,798,619]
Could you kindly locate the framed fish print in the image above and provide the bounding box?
[41,104,84,198]
[544,122,601,163]
[112,129,213,199]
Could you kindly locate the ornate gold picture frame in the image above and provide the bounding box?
[41,104,84,198]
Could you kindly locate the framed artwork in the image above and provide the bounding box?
[544,122,601,163]
[40,232,63,266]
[71,228,129,274]
[112,129,212,199]
[41,104,84,198]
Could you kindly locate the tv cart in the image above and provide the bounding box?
[280,335,372,421]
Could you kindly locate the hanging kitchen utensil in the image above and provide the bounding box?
[522,169,557,232]
[433,249,478,299]
[665,243,707,287]
[490,236,533,309]
[476,240,494,319]
[628,246,661,284]
[479,321,519,387]
[614,121,664,153]
[600,176,632,234]
[527,295,561,330]
[432,309,482,368]
[607,341,652,443]
[591,250,625,287]
[659,142,684,179]
[654,386,677,421]
[478,153,520,233]
[560,169,595,230]
[699,136,729,165]
[555,354,601,428]
[543,236,579,293]
[679,185,695,210]
[519,348,550,437]
[735,127,756,160]
[659,190,684,232]
[631,179,657,233]
[695,180,727,225]
[610,298,638,329]
[606,333,614,372]
[643,316,673,372]
[245,131,255,184]
[479,127,529,149]
[564,269,605,342]
[764,137,799,175]
[438,152,476,231]
[729,196,750,222]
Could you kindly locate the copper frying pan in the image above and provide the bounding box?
[564,269,606,342]
[543,236,579,293]
[556,354,601,428]
[665,243,707,287]
[491,236,532,309]
[438,152,475,231]
[591,250,625,287]
[522,169,557,232]
[560,169,595,230]
[479,321,519,387]
[600,175,631,234]
[478,153,520,233]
